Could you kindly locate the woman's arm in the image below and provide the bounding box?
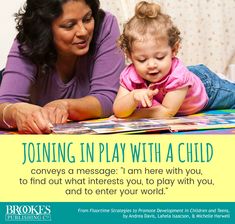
[0,101,69,133]
[0,102,53,133]
[0,40,68,133]
[44,95,102,121]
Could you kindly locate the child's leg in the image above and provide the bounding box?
[188,64,235,110]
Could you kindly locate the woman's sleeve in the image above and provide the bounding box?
[89,12,125,117]
[0,39,36,103]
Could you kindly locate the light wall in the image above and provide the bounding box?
[100,0,235,80]
[0,0,25,69]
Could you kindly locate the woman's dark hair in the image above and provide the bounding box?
[15,0,104,75]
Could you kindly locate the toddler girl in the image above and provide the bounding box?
[113,1,235,118]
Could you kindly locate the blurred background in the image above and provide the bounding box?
[1,0,235,80]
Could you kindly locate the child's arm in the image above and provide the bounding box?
[121,87,188,119]
[113,86,158,118]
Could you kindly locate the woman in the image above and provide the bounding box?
[0,0,125,133]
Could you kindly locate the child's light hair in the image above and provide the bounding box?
[118,1,181,54]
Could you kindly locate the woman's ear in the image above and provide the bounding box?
[172,41,180,57]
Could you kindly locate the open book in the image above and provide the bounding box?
[52,110,235,134]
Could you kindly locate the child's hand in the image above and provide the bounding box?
[132,89,158,107]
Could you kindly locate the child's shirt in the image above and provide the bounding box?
[120,57,208,115]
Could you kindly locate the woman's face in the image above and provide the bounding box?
[52,0,94,58]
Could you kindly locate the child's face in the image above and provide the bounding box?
[128,37,176,83]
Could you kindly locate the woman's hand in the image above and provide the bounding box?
[43,100,69,124]
[13,101,69,134]
[12,103,54,134]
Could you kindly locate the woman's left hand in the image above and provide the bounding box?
[43,100,69,124]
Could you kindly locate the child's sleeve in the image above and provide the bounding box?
[165,68,193,92]
[119,66,134,91]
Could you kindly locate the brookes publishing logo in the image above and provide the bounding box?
[5,205,52,222]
